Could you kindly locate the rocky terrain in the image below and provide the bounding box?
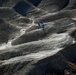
[0,0,76,75]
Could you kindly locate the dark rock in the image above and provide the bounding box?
[0,19,9,30]
[38,0,69,12]
[0,33,73,60]
[0,0,5,6]
[2,0,27,7]
[65,0,76,9]
[0,52,68,75]
[12,25,56,45]
[0,43,76,75]
[60,43,76,63]
[0,30,9,43]
[53,18,76,33]
[35,9,76,23]
[13,1,36,16]
[12,18,76,45]
[0,19,20,43]
[27,0,42,6]
[2,0,41,7]
[0,7,21,25]
[26,8,47,19]
[0,0,76,75]
[0,7,32,27]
